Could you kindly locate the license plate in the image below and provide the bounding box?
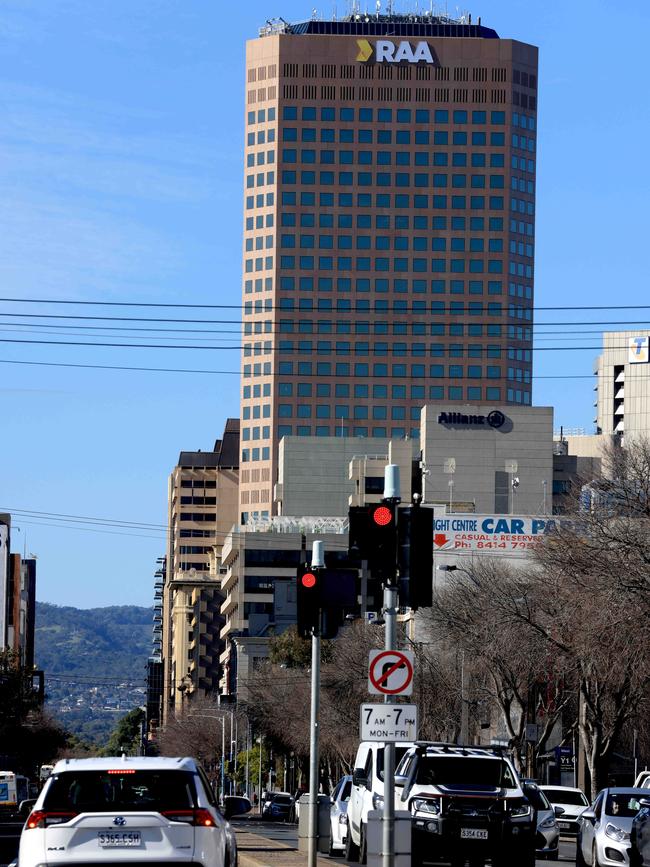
[559,822,571,829]
[98,832,141,847]
[460,828,488,840]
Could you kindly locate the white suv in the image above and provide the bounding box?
[395,743,536,867]
[19,756,247,867]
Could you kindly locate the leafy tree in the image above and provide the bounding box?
[103,707,145,756]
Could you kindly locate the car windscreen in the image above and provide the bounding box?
[272,795,292,805]
[340,781,352,802]
[415,757,517,788]
[42,770,197,813]
[543,788,588,807]
[605,793,644,818]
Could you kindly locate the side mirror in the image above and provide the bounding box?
[352,769,367,788]
[581,809,596,823]
[394,775,408,789]
[223,796,252,820]
[554,806,565,817]
[639,799,650,810]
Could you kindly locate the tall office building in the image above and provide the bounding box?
[240,12,538,521]
[595,331,650,440]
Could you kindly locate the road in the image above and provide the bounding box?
[238,819,579,865]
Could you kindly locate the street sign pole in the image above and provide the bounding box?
[307,541,324,867]
[382,464,400,867]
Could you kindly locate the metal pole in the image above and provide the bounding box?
[460,650,469,744]
[383,583,397,867]
[307,629,321,867]
[258,736,263,814]
[234,716,238,792]
[229,712,234,795]
[221,717,225,804]
[245,723,250,799]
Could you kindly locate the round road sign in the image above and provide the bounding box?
[368,649,414,696]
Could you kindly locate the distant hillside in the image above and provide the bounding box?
[35,602,153,746]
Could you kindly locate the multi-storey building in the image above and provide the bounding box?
[595,331,650,440]
[240,12,538,521]
[161,420,239,720]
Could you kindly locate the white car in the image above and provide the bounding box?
[635,771,650,790]
[577,787,647,867]
[540,785,589,835]
[19,756,249,867]
[329,775,352,855]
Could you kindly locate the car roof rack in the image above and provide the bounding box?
[414,741,508,757]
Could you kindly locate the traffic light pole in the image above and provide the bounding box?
[307,626,320,867]
[382,465,400,867]
[307,540,324,867]
[382,582,398,867]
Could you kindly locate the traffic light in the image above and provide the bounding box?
[297,564,321,637]
[398,504,434,609]
[348,502,398,583]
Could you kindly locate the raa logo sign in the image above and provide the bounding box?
[356,38,436,64]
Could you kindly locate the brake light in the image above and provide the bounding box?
[161,809,215,827]
[107,769,136,774]
[25,810,77,829]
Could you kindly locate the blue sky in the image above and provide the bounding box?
[1,0,649,608]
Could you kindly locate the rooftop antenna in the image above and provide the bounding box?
[376,0,381,18]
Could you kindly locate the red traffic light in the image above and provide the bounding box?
[301,571,317,588]
[372,505,393,527]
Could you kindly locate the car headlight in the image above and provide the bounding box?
[509,802,531,818]
[411,798,441,816]
[605,823,630,843]
[339,813,348,825]
[372,793,384,810]
[539,816,557,830]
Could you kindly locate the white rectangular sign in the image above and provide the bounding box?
[360,703,418,742]
[629,336,649,364]
[433,514,567,555]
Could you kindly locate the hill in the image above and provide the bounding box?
[35,602,153,746]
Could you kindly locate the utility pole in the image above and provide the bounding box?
[382,464,400,867]
[307,540,324,867]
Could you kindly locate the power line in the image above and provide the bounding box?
[4,507,166,529]
[0,358,239,374]
[5,296,650,312]
[0,358,605,379]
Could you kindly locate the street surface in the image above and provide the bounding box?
[237,818,579,865]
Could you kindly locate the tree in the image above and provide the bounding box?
[426,560,572,772]
[103,707,145,756]
[0,650,68,774]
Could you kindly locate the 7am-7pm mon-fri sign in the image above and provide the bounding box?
[433,515,568,555]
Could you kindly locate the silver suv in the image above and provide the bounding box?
[395,743,536,867]
[19,756,248,867]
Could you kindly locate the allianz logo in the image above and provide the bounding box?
[356,39,436,64]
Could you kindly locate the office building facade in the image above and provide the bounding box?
[161,420,239,720]
[595,331,650,440]
[240,13,538,520]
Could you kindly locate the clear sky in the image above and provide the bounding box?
[2,0,649,608]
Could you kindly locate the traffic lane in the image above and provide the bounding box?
[330,837,578,865]
[237,821,577,865]
[0,821,22,867]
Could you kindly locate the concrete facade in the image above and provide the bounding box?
[421,402,553,514]
[239,15,539,522]
[162,420,240,720]
[276,434,421,515]
[596,330,650,441]
[219,524,348,699]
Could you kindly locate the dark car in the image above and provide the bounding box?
[631,797,650,867]
[262,791,294,821]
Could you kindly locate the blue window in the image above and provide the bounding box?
[302,107,316,120]
[491,111,506,125]
[435,110,448,123]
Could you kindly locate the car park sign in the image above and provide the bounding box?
[433,514,565,555]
